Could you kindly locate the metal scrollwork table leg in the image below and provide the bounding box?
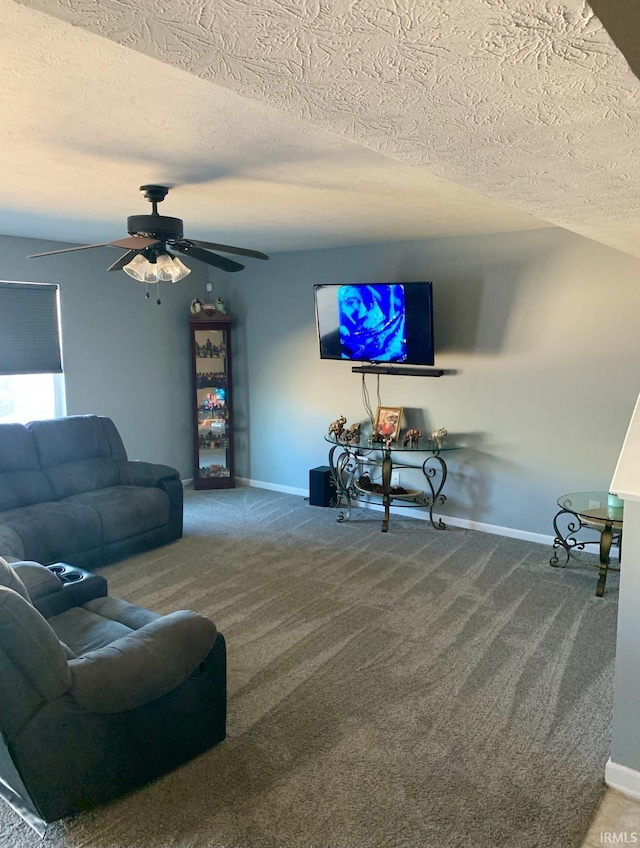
[550,508,585,567]
[328,442,367,524]
[422,454,447,530]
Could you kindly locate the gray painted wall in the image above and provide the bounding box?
[0,234,212,477]
[217,226,640,538]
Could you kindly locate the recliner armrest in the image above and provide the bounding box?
[12,562,62,600]
[118,460,180,487]
[68,610,217,713]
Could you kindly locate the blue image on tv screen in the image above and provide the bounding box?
[337,284,406,361]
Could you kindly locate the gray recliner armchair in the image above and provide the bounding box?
[0,557,226,833]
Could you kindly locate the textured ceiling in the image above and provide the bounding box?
[3,0,640,257]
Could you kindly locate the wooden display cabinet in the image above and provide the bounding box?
[189,314,235,489]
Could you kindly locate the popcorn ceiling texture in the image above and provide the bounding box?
[12,0,640,257]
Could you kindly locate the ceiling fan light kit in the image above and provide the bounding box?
[123,252,191,283]
[27,185,269,304]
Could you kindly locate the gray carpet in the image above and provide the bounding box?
[0,487,619,848]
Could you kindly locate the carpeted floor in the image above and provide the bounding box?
[0,487,619,847]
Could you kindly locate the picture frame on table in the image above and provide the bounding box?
[374,406,403,442]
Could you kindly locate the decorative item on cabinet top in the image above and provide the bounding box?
[190,299,230,318]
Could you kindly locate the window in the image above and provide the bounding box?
[0,281,65,423]
[0,373,65,424]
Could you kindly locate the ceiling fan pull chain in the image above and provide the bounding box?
[156,282,161,306]
[145,283,150,300]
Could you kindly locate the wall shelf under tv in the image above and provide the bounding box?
[351,365,445,377]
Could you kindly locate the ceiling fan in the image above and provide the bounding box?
[27,184,269,286]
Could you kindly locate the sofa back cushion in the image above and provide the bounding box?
[0,423,55,510]
[28,415,128,499]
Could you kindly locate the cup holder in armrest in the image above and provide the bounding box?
[46,564,85,583]
[61,571,83,583]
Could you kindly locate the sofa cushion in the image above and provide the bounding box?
[0,525,25,560]
[0,556,30,602]
[28,416,122,499]
[12,561,63,600]
[48,607,133,655]
[44,457,121,500]
[0,500,103,565]
[84,596,161,630]
[0,586,72,700]
[0,424,55,510]
[68,486,169,544]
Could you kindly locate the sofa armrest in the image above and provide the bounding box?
[118,460,180,487]
[119,461,183,540]
[12,562,63,600]
[68,610,217,713]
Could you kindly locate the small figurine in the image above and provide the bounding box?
[370,426,384,443]
[344,422,362,444]
[216,297,226,314]
[427,427,447,450]
[190,298,204,315]
[403,428,422,448]
[328,415,347,441]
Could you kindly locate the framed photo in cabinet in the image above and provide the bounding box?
[189,314,235,489]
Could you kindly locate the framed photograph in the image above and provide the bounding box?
[374,406,403,442]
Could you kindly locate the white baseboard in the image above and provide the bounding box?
[237,478,554,547]
[181,477,194,487]
[605,759,640,800]
[237,477,308,497]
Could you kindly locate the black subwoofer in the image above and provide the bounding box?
[309,466,336,507]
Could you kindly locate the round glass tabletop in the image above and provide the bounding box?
[557,491,624,525]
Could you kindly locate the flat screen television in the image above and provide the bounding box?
[314,282,435,365]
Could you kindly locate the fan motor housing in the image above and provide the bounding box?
[127,215,184,240]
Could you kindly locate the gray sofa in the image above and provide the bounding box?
[0,415,183,568]
[0,556,226,828]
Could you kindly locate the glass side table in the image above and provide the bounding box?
[325,435,461,533]
[550,491,623,597]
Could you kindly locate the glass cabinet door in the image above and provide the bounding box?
[189,316,235,489]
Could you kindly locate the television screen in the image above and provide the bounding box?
[314,282,434,365]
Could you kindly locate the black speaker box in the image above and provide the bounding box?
[309,466,336,507]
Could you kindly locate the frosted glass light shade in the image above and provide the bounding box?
[123,253,191,283]
[170,257,191,282]
[122,253,150,281]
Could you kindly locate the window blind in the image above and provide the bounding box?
[0,282,62,375]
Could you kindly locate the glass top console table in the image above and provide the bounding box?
[325,435,461,533]
[550,490,623,597]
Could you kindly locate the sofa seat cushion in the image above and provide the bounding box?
[0,501,103,564]
[64,486,169,545]
[67,486,169,544]
[48,607,133,654]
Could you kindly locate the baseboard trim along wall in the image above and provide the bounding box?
[605,759,640,800]
[237,478,555,547]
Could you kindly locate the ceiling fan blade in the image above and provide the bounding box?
[28,235,159,259]
[110,236,160,250]
[28,242,121,258]
[188,240,269,261]
[174,244,245,273]
[107,250,138,272]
